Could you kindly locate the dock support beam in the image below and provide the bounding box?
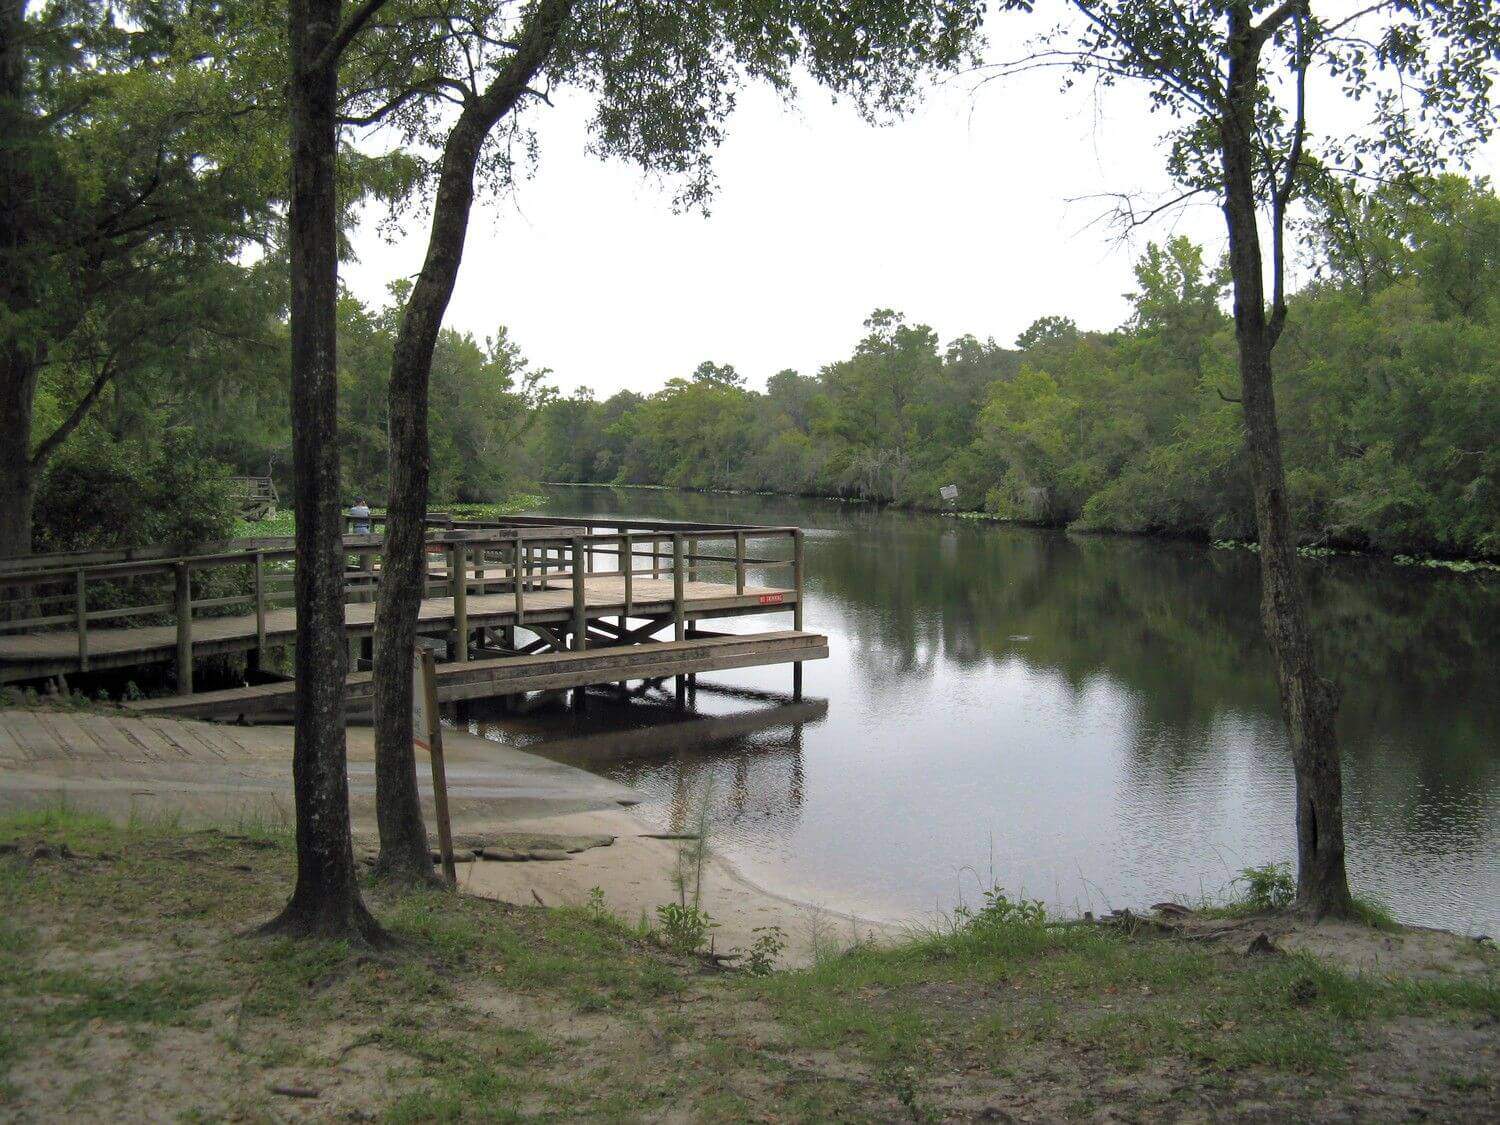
[174,563,193,694]
[673,534,686,708]
[449,543,468,662]
[792,528,804,700]
[74,570,88,672]
[572,536,587,711]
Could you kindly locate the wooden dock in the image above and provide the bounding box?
[0,516,824,715]
[125,631,827,721]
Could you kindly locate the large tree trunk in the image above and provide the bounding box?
[0,357,36,559]
[1221,20,1353,919]
[0,0,36,560]
[263,0,382,942]
[370,0,571,881]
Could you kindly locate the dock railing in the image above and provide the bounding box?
[0,518,805,692]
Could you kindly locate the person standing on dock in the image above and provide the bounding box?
[349,498,372,535]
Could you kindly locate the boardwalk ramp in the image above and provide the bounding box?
[125,630,828,722]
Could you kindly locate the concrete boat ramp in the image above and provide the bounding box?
[0,708,639,827]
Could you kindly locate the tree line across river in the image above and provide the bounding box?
[530,178,1499,561]
[36,177,1494,563]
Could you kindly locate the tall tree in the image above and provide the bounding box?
[367,0,573,881]
[991,0,1497,915]
[262,0,392,941]
[360,0,990,881]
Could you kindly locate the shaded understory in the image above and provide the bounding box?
[1,810,1496,1122]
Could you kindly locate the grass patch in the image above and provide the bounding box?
[1,812,1495,1122]
[748,893,1499,1117]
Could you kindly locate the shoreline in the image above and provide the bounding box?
[531,481,1500,573]
[0,706,896,967]
[454,801,902,967]
[3,704,1495,975]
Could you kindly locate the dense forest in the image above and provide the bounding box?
[29,279,550,551]
[527,176,1499,560]
[24,175,1498,562]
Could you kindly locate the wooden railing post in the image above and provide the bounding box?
[571,537,587,652]
[359,545,375,602]
[793,528,804,630]
[652,535,661,579]
[792,528,804,699]
[687,535,698,583]
[449,542,468,662]
[735,531,746,596]
[174,562,193,694]
[513,532,524,626]
[75,570,88,672]
[673,534,686,707]
[622,533,633,616]
[253,552,267,660]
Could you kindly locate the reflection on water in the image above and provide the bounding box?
[465,486,1500,932]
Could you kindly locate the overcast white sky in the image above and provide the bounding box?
[341,37,1496,399]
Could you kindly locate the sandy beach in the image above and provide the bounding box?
[0,707,894,965]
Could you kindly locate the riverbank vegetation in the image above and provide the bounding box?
[24,297,551,557]
[3,808,1496,1120]
[529,175,1499,561]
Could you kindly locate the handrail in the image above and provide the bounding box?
[0,520,807,697]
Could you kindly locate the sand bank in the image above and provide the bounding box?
[0,708,893,965]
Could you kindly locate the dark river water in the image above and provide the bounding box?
[468,485,1500,933]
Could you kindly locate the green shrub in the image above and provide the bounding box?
[1235,863,1296,912]
[654,903,716,955]
[739,926,787,975]
[35,431,237,553]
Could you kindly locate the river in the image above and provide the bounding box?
[465,485,1500,934]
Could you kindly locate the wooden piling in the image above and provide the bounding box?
[673,534,686,707]
[450,542,468,662]
[571,538,587,651]
[74,570,87,672]
[622,532,634,615]
[253,552,267,661]
[793,528,805,698]
[512,533,524,626]
[174,562,192,694]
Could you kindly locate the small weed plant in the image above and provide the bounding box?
[954,887,1048,933]
[1235,863,1296,912]
[738,925,787,975]
[655,902,717,955]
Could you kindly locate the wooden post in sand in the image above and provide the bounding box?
[413,648,457,884]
